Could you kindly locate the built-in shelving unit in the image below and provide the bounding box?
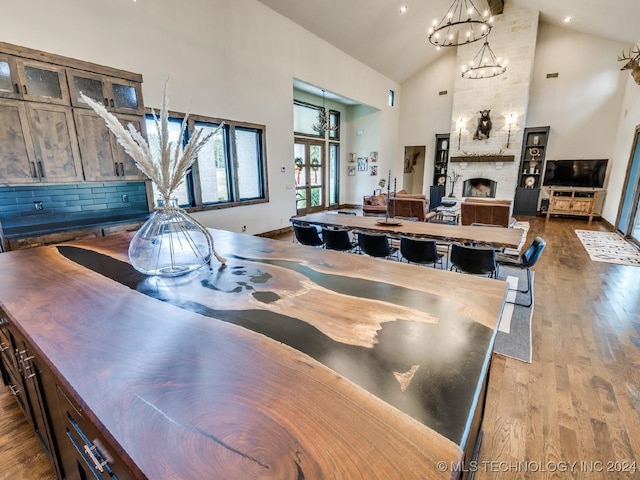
[430,134,449,208]
[514,126,550,215]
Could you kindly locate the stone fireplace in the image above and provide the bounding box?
[463,178,497,198]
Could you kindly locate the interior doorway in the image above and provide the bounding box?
[403,146,425,194]
[616,125,640,247]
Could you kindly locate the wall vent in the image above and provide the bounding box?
[546,72,559,78]
[438,90,448,96]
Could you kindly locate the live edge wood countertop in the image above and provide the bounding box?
[0,230,508,479]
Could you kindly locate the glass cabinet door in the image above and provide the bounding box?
[107,79,142,113]
[68,69,142,114]
[68,69,106,108]
[0,54,21,99]
[14,59,69,105]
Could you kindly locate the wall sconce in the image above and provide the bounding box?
[457,118,464,150]
[505,114,516,148]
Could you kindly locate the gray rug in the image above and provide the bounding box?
[493,266,534,363]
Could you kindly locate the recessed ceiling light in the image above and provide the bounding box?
[400,5,408,14]
[563,16,572,23]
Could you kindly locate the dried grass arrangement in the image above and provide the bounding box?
[81,81,226,269]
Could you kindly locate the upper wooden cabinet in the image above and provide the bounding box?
[0,41,145,185]
[75,109,147,181]
[67,69,143,114]
[14,58,70,105]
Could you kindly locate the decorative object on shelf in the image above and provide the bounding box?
[312,89,338,135]
[473,109,493,140]
[81,81,227,276]
[525,176,536,188]
[447,169,461,197]
[461,41,507,79]
[618,43,640,85]
[428,0,493,48]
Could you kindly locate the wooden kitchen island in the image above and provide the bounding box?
[0,230,507,479]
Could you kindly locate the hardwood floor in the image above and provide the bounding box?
[1,215,639,479]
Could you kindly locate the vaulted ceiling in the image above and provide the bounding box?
[258,0,640,84]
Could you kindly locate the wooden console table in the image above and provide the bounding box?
[0,231,508,479]
[545,187,604,221]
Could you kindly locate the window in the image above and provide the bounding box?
[329,143,339,205]
[145,113,268,210]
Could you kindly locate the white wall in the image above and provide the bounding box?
[398,49,456,195]
[603,76,640,224]
[2,0,399,235]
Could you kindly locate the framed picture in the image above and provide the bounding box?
[370,165,378,176]
[348,152,356,163]
[370,151,378,163]
[348,165,356,176]
[357,157,368,171]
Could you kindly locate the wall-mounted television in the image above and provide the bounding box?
[543,159,608,188]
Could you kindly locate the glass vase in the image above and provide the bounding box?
[128,198,212,276]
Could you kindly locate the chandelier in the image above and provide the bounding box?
[312,90,338,135]
[428,0,493,48]
[461,40,507,79]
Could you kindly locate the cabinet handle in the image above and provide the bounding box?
[22,84,27,95]
[83,444,108,473]
[119,163,125,176]
[114,162,119,176]
[37,161,45,177]
[14,83,19,94]
[109,99,114,108]
[9,384,19,396]
[103,97,109,106]
[30,162,38,178]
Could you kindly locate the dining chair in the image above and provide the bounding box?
[449,243,497,278]
[357,231,398,260]
[322,227,357,252]
[399,237,443,268]
[496,236,546,307]
[292,223,324,247]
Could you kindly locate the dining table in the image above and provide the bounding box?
[0,229,509,479]
[293,211,525,249]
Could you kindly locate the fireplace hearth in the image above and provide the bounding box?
[462,178,497,198]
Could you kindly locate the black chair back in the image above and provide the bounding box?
[293,223,323,247]
[450,243,496,277]
[357,232,393,258]
[400,237,442,267]
[520,236,546,268]
[322,227,355,252]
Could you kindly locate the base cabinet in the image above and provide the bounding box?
[546,188,602,221]
[1,312,134,480]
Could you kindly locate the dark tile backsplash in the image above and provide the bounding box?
[0,182,149,235]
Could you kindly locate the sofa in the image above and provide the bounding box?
[460,198,516,228]
[363,191,436,222]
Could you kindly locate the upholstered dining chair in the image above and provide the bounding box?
[496,236,546,307]
[322,227,357,253]
[399,237,443,268]
[449,243,497,278]
[292,223,324,247]
[357,231,398,260]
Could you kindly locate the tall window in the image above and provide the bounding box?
[145,114,268,209]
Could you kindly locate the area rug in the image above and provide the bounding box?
[493,266,534,363]
[575,230,640,266]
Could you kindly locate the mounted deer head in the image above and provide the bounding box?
[618,45,640,85]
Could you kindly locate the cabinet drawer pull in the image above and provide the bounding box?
[114,162,119,176]
[109,99,114,108]
[22,84,27,95]
[37,161,45,177]
[8,384,19,396]
[30,162,38,178]
[103,97,109,107]
[14,83,19,94]
[119,162,125,176]
[83,444,107,473]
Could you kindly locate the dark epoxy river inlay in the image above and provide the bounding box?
[57,245,493,445]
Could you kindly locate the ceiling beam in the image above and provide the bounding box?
[488,0,504,15]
